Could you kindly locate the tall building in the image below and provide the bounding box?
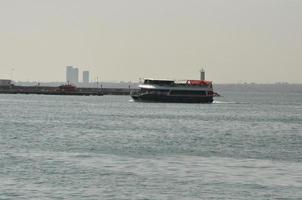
[74,67,79,83]
[66,66,73,83]
[83,71,89,83]
[66,66,79,84]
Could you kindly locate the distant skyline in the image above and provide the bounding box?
[0,0,301,83]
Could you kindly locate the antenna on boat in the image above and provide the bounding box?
[96,76,99,90]
[200,67,205,80]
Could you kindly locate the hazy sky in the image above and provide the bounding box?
[0,0,301,83]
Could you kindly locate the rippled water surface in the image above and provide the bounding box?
[1,84,302,199]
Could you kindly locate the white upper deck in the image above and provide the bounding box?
[139,78,213,91]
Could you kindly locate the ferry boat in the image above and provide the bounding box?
[131,78,217,103]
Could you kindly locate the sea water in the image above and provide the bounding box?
[0,84,302,199]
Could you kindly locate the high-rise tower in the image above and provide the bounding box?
[83,71,89,83]
[66,66,79,84]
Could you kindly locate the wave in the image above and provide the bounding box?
[213,100,249,104]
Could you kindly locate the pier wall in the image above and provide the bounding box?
[0,85,132,96]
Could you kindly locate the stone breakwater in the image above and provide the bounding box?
[0,85,132,96]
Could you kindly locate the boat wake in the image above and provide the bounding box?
[213,100,249,104]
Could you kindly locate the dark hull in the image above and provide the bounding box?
[131,94,213,103]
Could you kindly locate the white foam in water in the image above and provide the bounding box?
[213,100,249,104]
